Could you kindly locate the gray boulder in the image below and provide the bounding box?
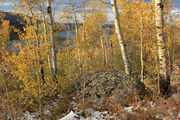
[74,71,144,108]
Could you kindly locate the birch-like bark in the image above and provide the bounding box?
[99,24,108,68]
[81,0,87,107]
[81,0,87,73]
[71,0,78,38]
[110,39,115,68]
[140,17,144,82]
[111,0,131,75]
[155,0,170,95]
[42,14,51,71]
[48,0,57,75]
[168,10,175,72]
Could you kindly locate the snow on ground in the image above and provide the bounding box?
[7,93,178,120]
[59,111,82,120]
[59,93,180,120]
[123,106,133,112]
[24,111,38,120]
[59,109,116,120]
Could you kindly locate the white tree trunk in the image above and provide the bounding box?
[140,17,144,82]
[42,14,51,71]
[48,0,57,75]
[155,0,170,95]
[99,24,108,68]
[111,0,131,75]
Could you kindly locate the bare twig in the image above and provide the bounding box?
[98,0,111,5]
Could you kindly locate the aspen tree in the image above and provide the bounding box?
[38,3,52,71]
[70,0,82,72]
[48,0,57,75]
[111,0,131,75]
[140,17,144,82]
[155,0,170,95]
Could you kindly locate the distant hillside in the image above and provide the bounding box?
[0,11,114,42]
[0,11,25,40]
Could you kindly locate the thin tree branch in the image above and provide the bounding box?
[98,0,111,5]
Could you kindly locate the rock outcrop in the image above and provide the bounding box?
[74,71,145,108]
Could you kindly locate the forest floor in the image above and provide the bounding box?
[58,45,180,120]
[59,93,180,120]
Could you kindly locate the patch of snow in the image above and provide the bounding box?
[87,110,106,120]
[59,110,116,120]
[24,111,37,120]
[123,106,133,112]
[59,111,83,120]
[43,110,50,116]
